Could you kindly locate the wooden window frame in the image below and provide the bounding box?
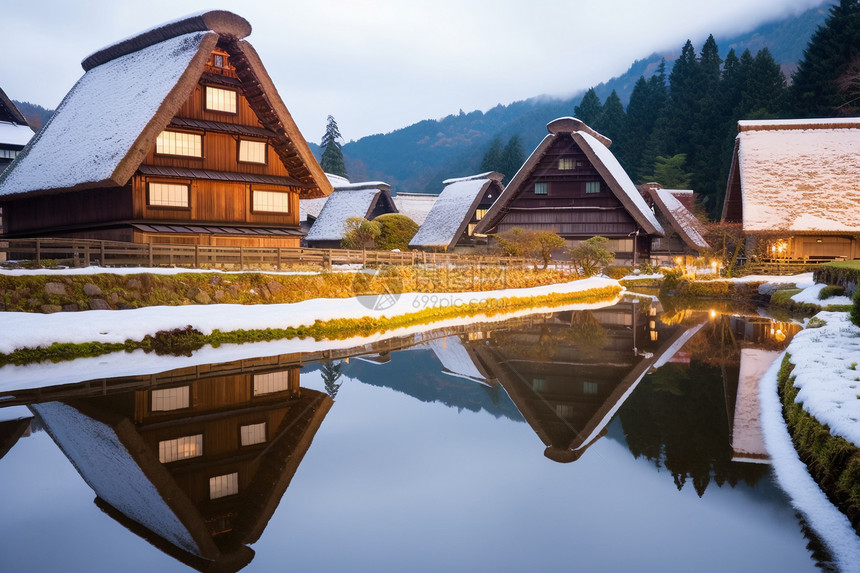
[204,85,238,115]
[558,157,574,170]
[585,181,602,194]
[155,130,203,159]
[250,188,291,215]
[158,434,203,463]
[534,182,548,195]
[151,385,192,412]
[209,472,239,500]
[240,422,268,447]
[147,180,192,210]
[237,138,268,165]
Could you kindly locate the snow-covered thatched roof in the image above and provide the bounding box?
[427,336,493,385]
[0,10,331,200]
[722,118,860,233]
[475,117,663,236]
[409,172,502,250]
[648,187,709,250]
[305,183,395,242]
[393,193,437,226]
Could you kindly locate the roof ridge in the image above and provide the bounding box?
[82,11,251,71]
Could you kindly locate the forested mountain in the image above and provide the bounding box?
[335,2,835,206]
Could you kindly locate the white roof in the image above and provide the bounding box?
[410,173,497,248]
[299,196,328,222]
[0,121,34,147]
[305,188,382,241]
[392,193,437,225]
[0,31,210,197]
[325,173,350,186]
[736,120,860,232]
[427,337,489,383]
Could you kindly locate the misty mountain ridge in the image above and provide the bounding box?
[333,2,831,195]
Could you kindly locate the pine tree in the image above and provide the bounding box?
[574,88,603,126]
[320,115,348,178]
[790,0,860,117]
[480,136,503,173]
[743,48,787,118]
[499,135,525,184]
[626,61,668,180]
[596,90,627,164]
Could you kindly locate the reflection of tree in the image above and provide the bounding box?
[618,361,768,497]
[683,315,740,367]
[321,360,344,399]
[490,311,609,362]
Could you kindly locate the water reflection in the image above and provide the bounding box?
[0,301,818,572]
[31,366,331,572]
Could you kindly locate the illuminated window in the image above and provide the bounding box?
[209,472,238,499]
[159,434,202,463]
[156,131,201,157]
[585,181,601,194]
[534,182,548,195]
[583,381,599,395]
[148,182,189,208]
[474,208,488,220]
[252,190,290,213]
[239,139,267,164]
[151,386,190,411]
[240,423,267,446]
[558,158,574,170]
[205,86,237,113]
[254,371,292,395]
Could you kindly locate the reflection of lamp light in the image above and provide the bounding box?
[650,330,659,341]
[775,329,786,342]
[711,261,717,276]
[710,309,717,319]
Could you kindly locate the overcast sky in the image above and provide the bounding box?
[3,0,828,142]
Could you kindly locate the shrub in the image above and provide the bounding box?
[851,287,860,328]
[568,236,615,277]
[819,285,846,300]
[341,217,381,250]
[373,213,419,251]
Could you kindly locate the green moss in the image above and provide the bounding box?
[778,354,860,531]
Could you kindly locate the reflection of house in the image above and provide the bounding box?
[0,11,331,246]
[731,349,781,464]
[426,336,495,385]
[409,172,503,251]
[721,118,860,261]
[470,302,693,462]
[304,180,397,248]
[392,192,437,226]
[0,86,34,172]
[31,366,331,572]
[641,184,710,262]
[474,117,664,264]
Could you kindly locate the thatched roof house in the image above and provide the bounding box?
[721,118,860,261]
[474,117,663,264]
[642,184,709,261]
[409,172,503,251]
[0,11,331,247]
[0,86,34,172]
[304,180,397,248]
[392,192,437,226]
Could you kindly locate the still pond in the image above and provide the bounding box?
[0,297,840,572]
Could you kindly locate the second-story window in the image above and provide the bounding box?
[239,139,267,164]
[534,182,548,195]
[558,158,574,170]
[156,130,202,158]
[585,181,601,194]
[205,86,237,114]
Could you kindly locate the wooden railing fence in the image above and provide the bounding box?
[0,238,533,271]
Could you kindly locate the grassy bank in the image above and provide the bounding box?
[0,284,622,367]
[778,354,860,532]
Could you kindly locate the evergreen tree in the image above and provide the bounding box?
[626,61,668,180]
[643,154,693,189]
[499,135,525,184]
[666,40,701,157]
[743,48,788,118]
[690,36,724,216]
[480,136,503,173]
[320,115,348,178]
[790,0,860,117]
[321,360,344,399]
[596,90,627,164]
[574,88,603,126]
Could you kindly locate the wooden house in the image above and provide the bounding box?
[409,172,503,252]
[304,180,397,248]
[32,365,332,572]
[0,86,34,172]
[721,118,860,261]
[641,184,710,263]
[474,117,663,264]
[0,11,331,247]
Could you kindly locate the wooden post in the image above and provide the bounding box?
[194,244,199,268]
[148,243,153,267]
[83,244,91,267]
[35,239,41,267]
[239,246,244,270]
[100,241,105,267]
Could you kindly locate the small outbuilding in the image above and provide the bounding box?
[474,117,663,264]
[392,192,437,226]
[642,184,710,263]
[409,171,503,252]
[304,181,397,248]
[721,118,860,261]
